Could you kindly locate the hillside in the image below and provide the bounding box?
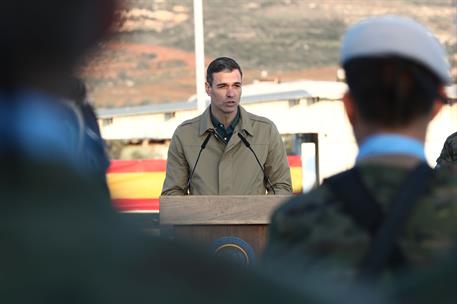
[82,0,457,107]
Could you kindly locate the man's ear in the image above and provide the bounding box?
[205,82,211,96]
[430,100,443,121]
[343,91,356,126]
[429,86,446,120]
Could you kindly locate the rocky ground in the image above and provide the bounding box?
[82,0,457,107]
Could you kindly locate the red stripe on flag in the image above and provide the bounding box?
[109,156,301,173]
[112,198,160,212]
[108,159,167,173]
[288,155,301,167]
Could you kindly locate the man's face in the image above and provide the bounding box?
[206,69,242,117]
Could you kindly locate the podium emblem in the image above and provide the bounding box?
[210,236,256,266]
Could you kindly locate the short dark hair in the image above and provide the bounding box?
[67,78,88,105]
[0,0,116,88]
[206,57,242,85]
[344,56,443,127]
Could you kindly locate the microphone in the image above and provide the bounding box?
[186,130,213,194]
[238,133,276,194]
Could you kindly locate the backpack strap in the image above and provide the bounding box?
[62,99,85,156]
[324,167,384,235]
[324,162,433,278]
[358,163,433,278]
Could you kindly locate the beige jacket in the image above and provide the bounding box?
[161,106,292,195]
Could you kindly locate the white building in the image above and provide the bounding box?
[97,80,457,182]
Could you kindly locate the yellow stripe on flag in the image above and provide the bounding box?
[107,172,165,199]
[290,167,302,193]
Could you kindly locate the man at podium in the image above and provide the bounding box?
[161,57,292,195]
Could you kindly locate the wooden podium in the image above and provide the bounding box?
[160,195,290,261]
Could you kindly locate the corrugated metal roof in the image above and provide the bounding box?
[96,80,347,118]
[241,89,311,104]
[97,100,194,118]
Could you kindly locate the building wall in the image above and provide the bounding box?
[99,99,457,182]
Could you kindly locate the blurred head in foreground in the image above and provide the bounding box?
[0,0,118,169]
[0,0,117,92]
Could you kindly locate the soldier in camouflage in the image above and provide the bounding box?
[436,131,457,168]
[265,15,457,283]
[391,251,457,303]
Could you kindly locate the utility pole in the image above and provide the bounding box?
[193,0,206,112]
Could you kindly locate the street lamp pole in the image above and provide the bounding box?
[193,0,206,112]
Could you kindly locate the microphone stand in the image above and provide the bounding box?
[238,133,276,194]
[186,130,213,194]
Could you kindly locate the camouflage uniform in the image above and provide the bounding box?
[265,157,457,281]
[436,132,457,168]
[392,251,457,304]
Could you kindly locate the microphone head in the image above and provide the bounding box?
[201,130,213,149]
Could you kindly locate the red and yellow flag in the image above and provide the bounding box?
[108,156,302,212]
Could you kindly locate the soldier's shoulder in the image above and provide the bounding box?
[271,185,336,228]
[444,131,457,143]
[431,165,457,196]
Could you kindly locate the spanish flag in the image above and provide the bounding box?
[108,156,302,212]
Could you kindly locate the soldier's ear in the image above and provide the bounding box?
[343,92,356,126]
[430,100,443,121]
[430,86,445,120]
